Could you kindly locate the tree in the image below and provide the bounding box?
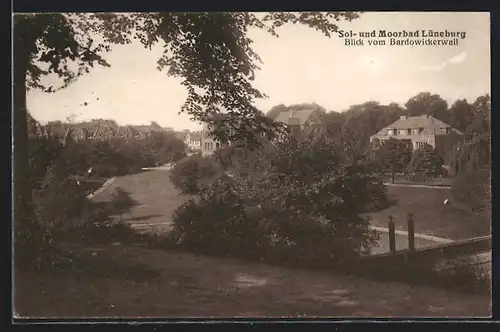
[171,135,381,263]
[372,138,413,184]
[14,12,360,265]
[340,102,405,156]
[407,143,444,182]
[448,134,491,176]
[169,154,222,195]
[323,111,345,138]
[465,94,491,137]
[449,99,474,132]
[405,92,449,122]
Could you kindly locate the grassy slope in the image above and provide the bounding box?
[92,169,187,230]
[365,186,491,240]
[14,244,490,318]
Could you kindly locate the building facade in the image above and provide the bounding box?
[200,123,223,156]
[370,115,465,159]
[273,108,326,138]
[184,132,202,151]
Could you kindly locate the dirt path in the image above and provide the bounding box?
[15,245,491,318]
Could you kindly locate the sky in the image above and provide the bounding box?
[26,12,490,131]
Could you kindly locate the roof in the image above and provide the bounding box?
[129,125,151,134]
[174,132,188,140]
[191,132,202,140]
[274,109,316,126]
[372,115,463,137]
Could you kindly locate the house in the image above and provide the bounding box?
[201,123,224,157]
[370,115,465,159]
[184,132,202,151]
[272,107,326,138]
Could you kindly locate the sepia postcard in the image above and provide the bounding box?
[12,11,491,321]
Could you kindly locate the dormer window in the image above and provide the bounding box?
[387,129,394,136]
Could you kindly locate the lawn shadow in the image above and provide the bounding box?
[88,194,140,219]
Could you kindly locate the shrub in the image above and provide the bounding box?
[170,135,381,265]
[169,154,221,195]
[407,143,444,179]
[452,169,491,213]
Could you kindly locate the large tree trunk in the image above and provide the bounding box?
[13,44,38,269]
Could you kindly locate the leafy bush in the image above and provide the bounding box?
[170,135,381,266]
[169,154,222,195]
[371,138,412,183]
[452,169,491,213]
[407,143,444,179]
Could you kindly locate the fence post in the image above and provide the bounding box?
[407,213,415,254]
[388,215,396,255]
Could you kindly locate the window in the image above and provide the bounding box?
[216,142,220,149]
[387,129,394,136]
[407,129,411,135]
[210,142,213,150]
[418,128,424,134]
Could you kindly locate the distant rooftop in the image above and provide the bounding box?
[373,115,463,137]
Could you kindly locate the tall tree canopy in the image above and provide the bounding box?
[465,94,491,137]
[407,143,444,179]
[371,138,413,184]
[405,92,449,122]
[13,12,361,264]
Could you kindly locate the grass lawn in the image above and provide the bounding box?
[14,244,490,318]
[364,186,491,240]
[93,169,187,228]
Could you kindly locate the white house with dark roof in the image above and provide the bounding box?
[185,132,202,151]
[370,114,465,158]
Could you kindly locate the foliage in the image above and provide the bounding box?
[169,154,222,195]
[449,99,475,132]
[334,101,404,153]
[15,12,360,145]
[15,12,362,268]
[28,136,65,189]
[465,95,491,137]
[407,143,444,178]
[372,138,413,183]
[405,92,449,122]
[452,169,491,213]
[448,134,491,176]
[170,135,381,265]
